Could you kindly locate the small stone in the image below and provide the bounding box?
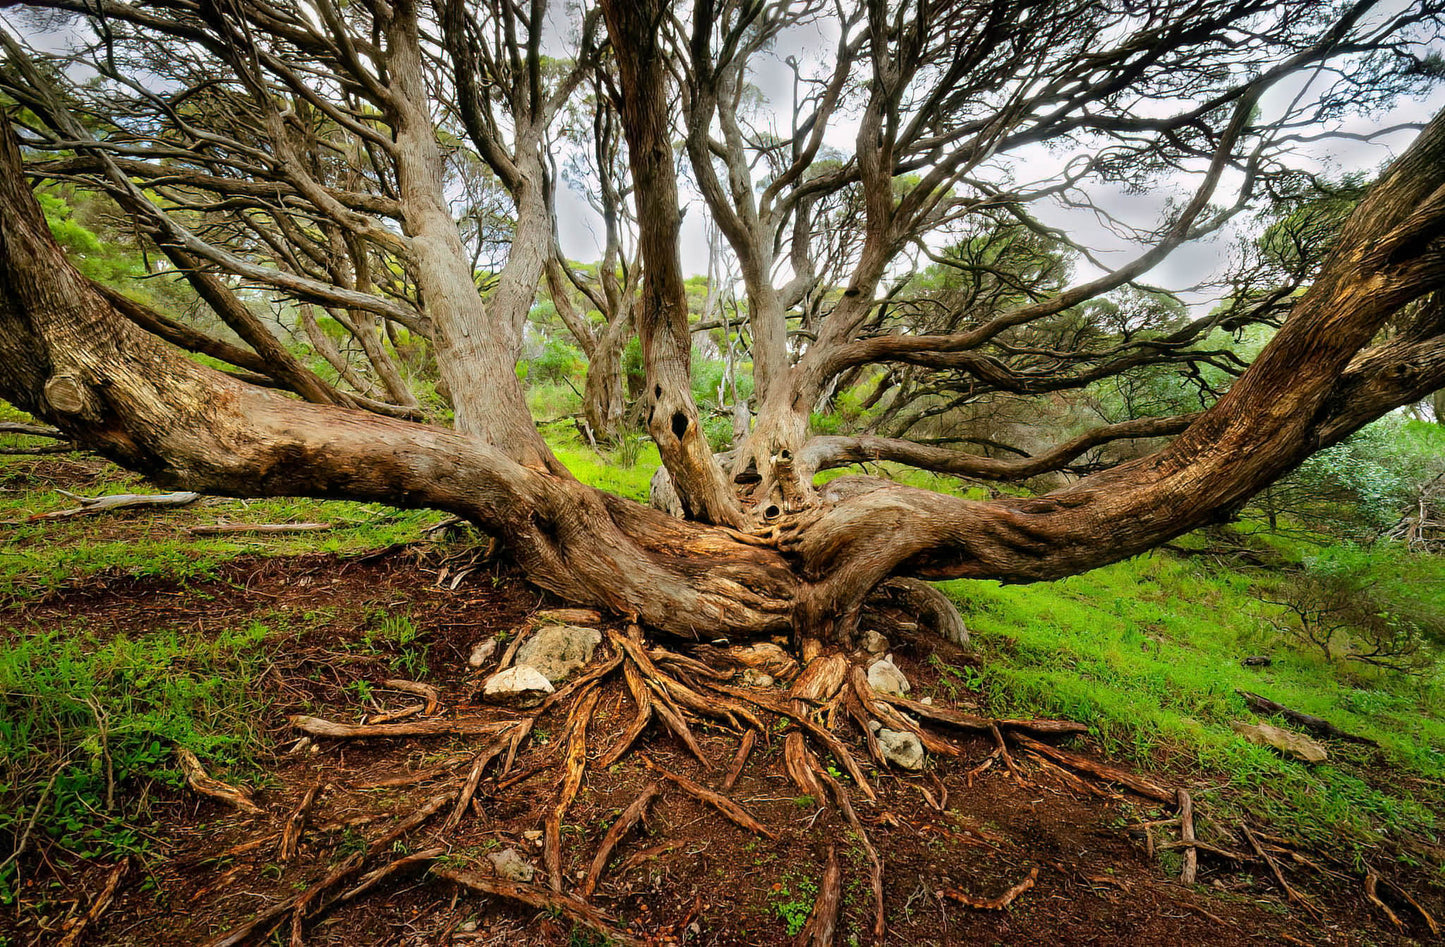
[522,829,543,842]
[919,696,934,706]
[867,654,911,696]
[861,630,889,654]
[488,848,535,883]
[1241,655,1272,668]
[468,637,498,668]
[739,668,774,688]
[876,728,925,770]
[515,624,602,683]
[1231,720,1328,763]
[481,665,555,705]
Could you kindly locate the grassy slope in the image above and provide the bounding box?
[2,417,1442,876]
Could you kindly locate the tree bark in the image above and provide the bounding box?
[600,0,745,528]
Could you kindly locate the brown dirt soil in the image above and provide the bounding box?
[1,549,1439,946]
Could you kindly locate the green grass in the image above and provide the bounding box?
[940,548,1445,867]
[0,619,281,902]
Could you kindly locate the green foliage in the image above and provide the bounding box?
[0,621,276,901]
[527,338,587,387]
[769,872,819,936]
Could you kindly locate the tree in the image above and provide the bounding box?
[0,0,1442,654]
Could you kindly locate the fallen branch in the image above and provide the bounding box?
[641,756,777,839]
[434,867,642,947]
[1010,734,1174,803]
[31,490,201,520]
[580,782,660,899]
[938,867,1039,910]
[289,714,515,739]
[176,747,261,814]
[1235,691,1378,746]
[0,421,64,437]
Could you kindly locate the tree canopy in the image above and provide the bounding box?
[0,0,1443,646]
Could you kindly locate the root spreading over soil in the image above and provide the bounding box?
[3,549,1439,946]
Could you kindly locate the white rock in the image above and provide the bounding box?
[468,637,498,668]
[867,654,911,696]
[876,728,925,770]
[481,665,555,705]
[515,625,602,683]
[488,848,535,883]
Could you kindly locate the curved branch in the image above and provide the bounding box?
[803,413,1197,481]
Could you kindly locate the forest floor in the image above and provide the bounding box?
[0,449,1442,946]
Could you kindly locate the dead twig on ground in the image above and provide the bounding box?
[31,490,201,519]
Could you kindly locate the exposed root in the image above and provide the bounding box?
[447,734,510,830]
[381,678,440,715]
[580,781,660,899]
[288,715,516,739]
[989,721,1028,785]
[938,866,1039,910]
[547,686,600,891]
[277,780,323,862]
[203,793,450,947]
[784,731,827,802]
[436,867,642,946]
[640,755,777,839]
[1011,733,1174,803]
[818,773,884,944]
[720,729,757,793]
[55,858,128,947]
[231,622,1291,944]
[1241,822,1323,922]
[177,747,261,815]
[798,845,842,947]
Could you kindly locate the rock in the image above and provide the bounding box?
[514,624,601,683]
[876,728,925,770]
[468,637,498,668]
[1241,655,1272,668]
[522,829,543,843]
[867,654,911,696]
[1231,720,1328,763]
[739,668,774,688]
[726,642,800,682]
[481,665,554,705]
[488,848,535,883]
[861,629,889,654]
